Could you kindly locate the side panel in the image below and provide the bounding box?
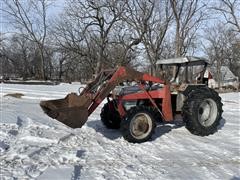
[120,85,173,122]
[176,93,186,112]
[162,85,173,121]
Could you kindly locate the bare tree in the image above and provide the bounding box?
[105,33,138,67]
[203,23,237,88]
[2,0,51,79]
[11,35,31,79]
[1,34,43,79]
[212,0,240,33]
[123,0,154,48]
[141,0,172,75]
[119,0,159,75]
[106,0,156,68]
[52,14,100,81]
[53,0,145,80]
[170,0,206,56]
[65,0,127,74]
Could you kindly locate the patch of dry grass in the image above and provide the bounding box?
[4,93,24,98]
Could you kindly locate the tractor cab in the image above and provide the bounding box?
[156,56,209,86]
[157,56,211,112]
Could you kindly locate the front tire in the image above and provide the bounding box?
[100,100,121,129]
[121,106,156,143]
[182,88,223,136]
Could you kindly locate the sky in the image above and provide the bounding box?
[0,0,66,34]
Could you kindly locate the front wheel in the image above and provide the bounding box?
[182,88,223,136]
[100,100,121,129]
[121,106,156,143]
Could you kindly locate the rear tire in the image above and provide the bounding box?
[100,100,121,129]
[121,106,156,143]
[182,88,223,136]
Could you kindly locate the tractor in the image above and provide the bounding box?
[40,56,223,143]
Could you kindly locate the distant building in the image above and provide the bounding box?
[207,66,239,89]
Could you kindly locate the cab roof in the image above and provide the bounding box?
[156,56,209,66]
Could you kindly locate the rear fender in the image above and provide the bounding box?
[176,84,208,111]
[178,84,207,96]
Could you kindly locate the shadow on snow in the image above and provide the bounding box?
[86,118,226,142]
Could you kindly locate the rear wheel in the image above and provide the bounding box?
[121,106,156,143]
[100,100,121,129]
[182,88,223,136]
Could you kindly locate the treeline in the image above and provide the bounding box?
[0,0,239,82]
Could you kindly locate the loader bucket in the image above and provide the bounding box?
[40,93,92,128]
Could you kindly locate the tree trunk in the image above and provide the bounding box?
[95,38,105,75]
[22,50,28,81]
[172,22,181,81]
[59,60,63,81]
[175,22,181,57]
[151,64,157,76]
[40,51,45,80]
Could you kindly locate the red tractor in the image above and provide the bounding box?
[40,57,223,143]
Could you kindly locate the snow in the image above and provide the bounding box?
[0,83,240,179]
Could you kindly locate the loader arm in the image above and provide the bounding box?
[87,66,165,115]
[40,66,165,128]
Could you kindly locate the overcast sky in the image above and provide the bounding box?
[0,0,66,34]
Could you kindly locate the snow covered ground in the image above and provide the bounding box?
[0,83,239,180]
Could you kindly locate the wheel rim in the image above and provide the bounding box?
[198,98,218,127]
[130,113,152,139]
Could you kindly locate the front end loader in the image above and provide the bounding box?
[40,57,223,143]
